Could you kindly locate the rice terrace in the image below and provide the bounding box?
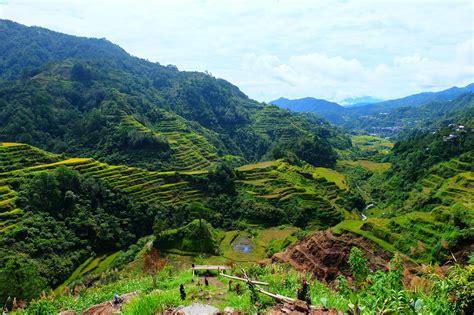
[0,1,473,314]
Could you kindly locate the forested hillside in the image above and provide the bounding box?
[334,113,474,264]
[0,20,349,172]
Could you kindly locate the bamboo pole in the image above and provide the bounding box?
[255,286,295,303]
[219,272,269,286]
[223,270,317,310]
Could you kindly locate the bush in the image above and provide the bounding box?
[348,247,370,286]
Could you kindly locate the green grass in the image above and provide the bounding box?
[351,135,393,154]
[343,159,391,172]
[312,167,348,190]
[237,161,277,171]
[42,261,350,314]
[58,251,122,290]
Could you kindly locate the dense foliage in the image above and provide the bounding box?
[336,247,474,314]
[154,219,220,254]
[0,167,157,303]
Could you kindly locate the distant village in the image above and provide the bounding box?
[442,124,469,141]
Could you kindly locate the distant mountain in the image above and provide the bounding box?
[341,96,383,107]
[350,83,474,114]
[271,84,474,135]
[344,92,474,137]
[270,97,346,124]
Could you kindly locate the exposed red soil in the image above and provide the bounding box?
[81,292,138,315]
[272,230,394,282]
[269,300,343,315]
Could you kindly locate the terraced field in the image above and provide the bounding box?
[420,153,474,209]
[1,142,359,234]
[334,153,474,262]
[0,143,63,233]
[0,142,208,234]
[250,106,311,141]
[121,114,218,171]
[237,160,351,228]
[351,135,393,155]
[0,142,61,172]
[58,251,123,291]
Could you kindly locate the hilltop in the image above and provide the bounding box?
[0,19,350,172]
[270,97,345,124]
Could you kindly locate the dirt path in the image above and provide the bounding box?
[175,303,220,315]
[189,275,229,308]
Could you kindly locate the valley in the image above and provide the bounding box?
[0,19,472,315]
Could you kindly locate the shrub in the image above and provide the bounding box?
[348,247,370,286]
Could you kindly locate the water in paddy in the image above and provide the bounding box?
[232,235,253,253]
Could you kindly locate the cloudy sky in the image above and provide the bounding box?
[1,0,473,103]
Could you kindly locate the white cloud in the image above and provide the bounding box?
[240,43,474,102]
[1,0,473,102]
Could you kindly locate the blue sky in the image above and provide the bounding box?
[1,0,473,102]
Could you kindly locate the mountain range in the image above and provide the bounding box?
[271,83,474,136]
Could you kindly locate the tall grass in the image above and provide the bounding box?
[123,290,187,315]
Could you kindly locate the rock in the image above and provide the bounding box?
[294,299,309,312]
[223,306,234,313]
[82,292,138,315]
[283,302,293,310]
[176,303,219,315]
[59,311,76,315]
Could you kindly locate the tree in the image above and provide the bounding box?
[0,254,46,304]
[186,202,210,229]
[207,162,236,195]
[153,218,167,237]
[142,248,166,288]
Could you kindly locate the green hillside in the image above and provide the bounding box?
[0,19,473,315]
[0,21,351,172]
[334,121,474,263]
[236,160,354,228]
[0,142,361,298]
[0,143,357,235]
